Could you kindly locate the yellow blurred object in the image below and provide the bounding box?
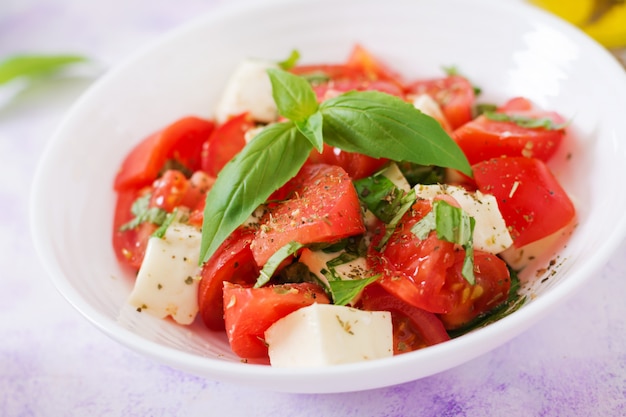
[530,0,626,48]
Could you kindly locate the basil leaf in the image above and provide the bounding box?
[328,275,379,306]
[320,91,472,176]
[255,241,303,288]
[277,49,300,70]
[411,210,435,240]
[267,68,318,123]
[0,54,88,85]
[199,122,312,263]
[295,111,324,152]
[483,111,567,130]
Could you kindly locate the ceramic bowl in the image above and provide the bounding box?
[31,0,626,393]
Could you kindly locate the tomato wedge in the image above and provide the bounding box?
[201,112,255,177]
[406,75,475,130]
[112,187,157,270]
[473,156,576,248]
[198,228,258,331]
[453,110,566,164]
[438,250,511,330]
[114,116,215,191]
[223,282,330,358]
[358,283,450,354]
[306,144,388,179]
[251,164,366,266]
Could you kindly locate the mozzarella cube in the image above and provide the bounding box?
[265,304,393,367]
[214,58,279,124]
[414,184,513,254]
[128,223,202,325]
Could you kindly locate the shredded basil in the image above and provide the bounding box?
[277,49,300,71]
[483,111,568,130]
[254,241,304,288]
[328,275,380,306]
[119,193,168,231]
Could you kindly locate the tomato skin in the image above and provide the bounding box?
[114,116,215,191]
[406,75,475,130]
[358,283,450,354]
[438,251,511,330]
[473,157,576,248]
[453,111,566,164]
[306,144,388,179]
[223,282,330,358]
[201,112,255,177]
[112,187,157,270]
[368,199,461,314]
[251,164,366,266]
[291,45,405,102]
[198,228,259,331]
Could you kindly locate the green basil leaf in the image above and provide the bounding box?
[255,241,304,288]
[328,275,379,306]
[199,122,312,263]
[277,49,300,70]
[295,111,324,152]
[320,90,472,176]
[267,68,319,122]
[0,54,88,85]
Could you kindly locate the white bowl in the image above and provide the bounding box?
[31,0,626,393]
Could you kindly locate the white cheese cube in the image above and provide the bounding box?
[128,223,202,325]
[413,93,451,130]
[265,303,393,367]
[214,59,279,124]
[414,184,513,254]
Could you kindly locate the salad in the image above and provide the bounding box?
[112,45,576,367]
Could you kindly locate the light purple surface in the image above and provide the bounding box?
[1,0,626,415]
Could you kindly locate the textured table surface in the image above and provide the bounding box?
[2,1,626,416]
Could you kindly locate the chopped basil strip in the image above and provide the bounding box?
[277,49,300,70]
[151,209,180,239]
[328,275,380,306]
[483,111,568,130]
[254,241,304,288]
[354,173,416,248]
[411,199,476,284]
[119,193,168,231]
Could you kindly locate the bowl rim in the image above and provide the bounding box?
[30,0,626,393]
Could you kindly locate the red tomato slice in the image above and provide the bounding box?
[114,116,215,191]
[112,187,157,270]
[251,164,366,266]
[453,111,566,164]
[473,157,576,248]
[498,96,533,112]
[358,283,450,354]
[346,44,405,87]
[223,282,330,358]
[438,250,511,330]
[201,112,255,177]
[406,75,475,130]
[306,144,388,179]
[368,199,459,314]
[198,228,258,331]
